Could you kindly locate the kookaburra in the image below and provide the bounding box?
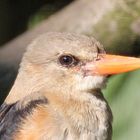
[0,32,140,140]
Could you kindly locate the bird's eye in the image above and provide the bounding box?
[58,55,78,67]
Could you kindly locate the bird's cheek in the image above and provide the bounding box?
[72,64,98,77]
[74,73,106,91]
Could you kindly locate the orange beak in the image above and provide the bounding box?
[83,54,140,75]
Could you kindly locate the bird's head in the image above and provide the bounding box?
[19,32,107,95]
[6,32,140,103]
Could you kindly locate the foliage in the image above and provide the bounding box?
[104,70,140,140]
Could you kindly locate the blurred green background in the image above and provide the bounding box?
[0,0,140,140]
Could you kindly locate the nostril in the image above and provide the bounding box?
[95,54,105,61]
[95,57,101,61]
[95,55,103,61]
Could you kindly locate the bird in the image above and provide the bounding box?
[0,32,140,140]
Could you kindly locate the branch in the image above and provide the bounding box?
[0,0,113,65]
